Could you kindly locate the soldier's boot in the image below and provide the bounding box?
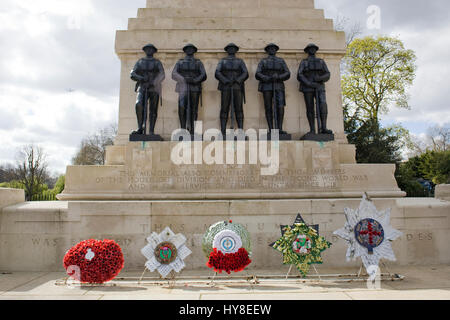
[320,112,333,134]
[132,104,144,135]
[277,107,287,135]
[236,117,244,130]
[149,115,157,135]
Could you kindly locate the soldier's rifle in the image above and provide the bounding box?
[315,86,322,134]
[272,76,278,134]
[186,82,192,133]
[230,77,236,131]
[142,84,149,136]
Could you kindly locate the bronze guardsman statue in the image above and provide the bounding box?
[172,44,207,134]
[215,43,249,136]
[297,43,334,140]
[130,43,165,140]
[255,43,291,137]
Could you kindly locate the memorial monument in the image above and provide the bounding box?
[0,0,449,273]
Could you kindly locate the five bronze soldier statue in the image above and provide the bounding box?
[129,42,333,141]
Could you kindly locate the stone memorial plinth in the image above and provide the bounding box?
[57,141,404,200]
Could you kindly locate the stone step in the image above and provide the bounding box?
[128,17,334,31]
[146,0,315,9]
[137,7,325,20]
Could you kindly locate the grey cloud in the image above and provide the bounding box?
[316,0,450,33]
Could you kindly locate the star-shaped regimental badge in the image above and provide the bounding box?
[271,214,331,277]
[141,227,192,278]
[333,194,402,273]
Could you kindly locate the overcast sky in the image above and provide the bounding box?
[0,0,449,175]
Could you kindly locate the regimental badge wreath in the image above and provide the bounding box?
[63,239,124,284]
[272,223,331,277]
[202,220,252,274]
[333,194,402,274]
[141,227,192,278]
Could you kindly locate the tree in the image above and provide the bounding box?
[346,119,404,164]
[72,124,117,165]
[342,36,416,126]
[419,150,450,185]
[14,145,49,201]
[408,124,450,156]
[0,164,16,183]
[52,175,65,194]
[334,15,363,47]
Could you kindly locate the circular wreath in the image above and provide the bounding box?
[202,221,252,274]
[63,239,124,284]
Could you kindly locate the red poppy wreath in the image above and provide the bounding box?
[63,239,124,284]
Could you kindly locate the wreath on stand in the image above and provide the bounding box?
[141,227,192,278]
[202,220,252,274]
[63,239,124,284]
[333,194,402,275]
[271,221,331,277]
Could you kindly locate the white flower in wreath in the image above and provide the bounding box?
[141,227,192,278]
[333,194,402,273]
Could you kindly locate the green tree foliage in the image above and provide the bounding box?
[397,150,450,196]
[418,150,450,184]
[53,175,65,194]
[346,119,404,164]
[342,36,417,125]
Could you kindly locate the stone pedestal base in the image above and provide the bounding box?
[300,132,335,142]
[261,133,292,141]
[129,134,164,142]
[1,197,449,272]
[57,141,405,201]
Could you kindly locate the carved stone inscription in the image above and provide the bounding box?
[101,168,369,192]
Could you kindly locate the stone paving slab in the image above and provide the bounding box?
[0,265,449,300]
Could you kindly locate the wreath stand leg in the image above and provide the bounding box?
[167,270,177,288]
[357,263,365,278]
[208,271,218,287]
[245,269,259,284]
[138,267,148,284]
[285,265,294,279]
[312,265,321,281]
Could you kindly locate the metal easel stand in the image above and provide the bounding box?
[55,263,404,287]
[138,267,178,288]
[207,269,259,287]
[285,264,321,281]
[356,261,404,282]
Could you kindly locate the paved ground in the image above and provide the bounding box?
[0,265,449,300]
